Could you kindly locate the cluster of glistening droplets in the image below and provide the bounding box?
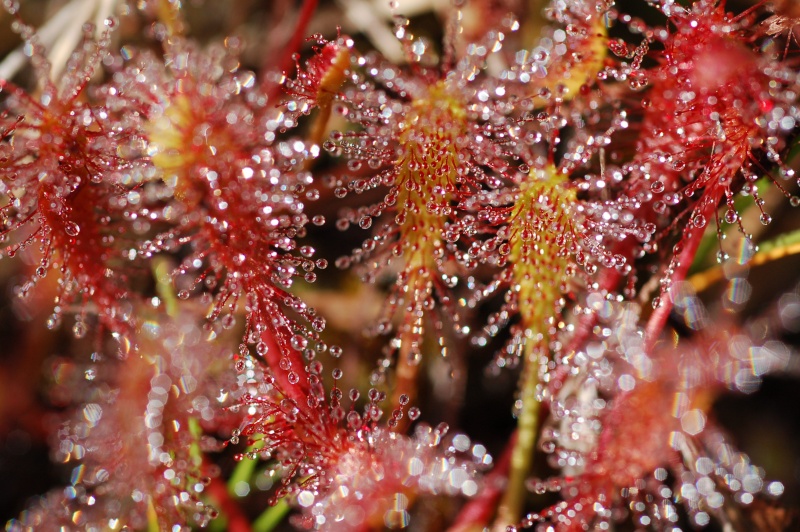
[0,14,143,338]
[456,0,663,369]
[516,287,789,531]
[615,0,800,309]
[463,154,648,370]
[3,0,800,530]
[235,348,491,531]
[284,0,800,528]
[6,310,240,531]
[290,11,534,391]
[123,35,328,353]
[0,3,336,529]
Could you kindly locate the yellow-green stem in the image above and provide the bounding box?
[492,166,574,529]
[153,257,179,318]
[493,340,539,530]
[146,497,160,532]
[253,500,291,532]
[227,443,260,496]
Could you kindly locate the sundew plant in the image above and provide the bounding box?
[2,0,800,530]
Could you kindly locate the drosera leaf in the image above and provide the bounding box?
[528,9,608,107]
[493,164,577,529]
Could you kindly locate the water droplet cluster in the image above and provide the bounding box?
[621,0,800,302]
[133,36,326,353]
[2,0,800,530]
[7,311,235,530]
[0,21,141,335]
[522,289,789,530]
[236,348,490,530]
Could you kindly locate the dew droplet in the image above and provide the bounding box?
[528,479,547,495]
[64,222,80,237]
[290,335,308,351]
[692,213,706,228]
[73,321,87,339]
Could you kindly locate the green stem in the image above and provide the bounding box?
[253,500,291,532]
[146,497,160,532]
[152,256,178,318]
[493,340,540,530]
[227,443,260,497]
[690,227,800,292]
[188,417,203,468]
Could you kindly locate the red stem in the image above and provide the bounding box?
[263,0,320,101]
[549,237,635,390]
[260,327,311,409]
[203,459,252,532]
[563,272,621,365]
[643,194,721,352]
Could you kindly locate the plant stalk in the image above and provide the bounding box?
[390,321,419,432]
[493,340,540,530]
